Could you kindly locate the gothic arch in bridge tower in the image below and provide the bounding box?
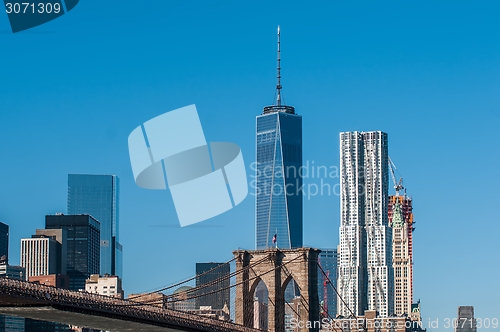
[233,248,320,332]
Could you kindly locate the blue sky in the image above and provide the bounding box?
[1,0,499,330]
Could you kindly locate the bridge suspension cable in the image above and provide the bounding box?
[248,261,308,330]
[317,263,367,332]
[280,263,311,314]
[165,255,270,300]
[123,255,272,307]
[167,254,305,305]
[129,256,238,300]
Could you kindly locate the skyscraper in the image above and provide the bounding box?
[0,222,8,263]
[338,131,393,317]
[455,306,477,332]
[318,248,338,319]
[389,194,414,316]
[67,174,122,277]
[0,223,25,332]
[195,262,230,310]
[45,214,100,291]
[255,26,302,249]
[20,234,63,277]
[34,229,67,275]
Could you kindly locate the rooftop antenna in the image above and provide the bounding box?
[276,25,282,106]
[263,26,295,115]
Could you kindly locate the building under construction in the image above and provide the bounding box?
[388,158,417,318]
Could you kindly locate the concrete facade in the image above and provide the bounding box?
[20,236,61,277]
[233,248,320,332]
[85,274,123,299]
[389,198,413,316]
[29,274,69,289]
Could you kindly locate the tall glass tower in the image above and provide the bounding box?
[68,174,122,277]
[255,27,302,249]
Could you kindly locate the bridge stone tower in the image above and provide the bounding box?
[233,248,320,332]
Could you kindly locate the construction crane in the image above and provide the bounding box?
[389,157,404,196]
[318,259,329,319]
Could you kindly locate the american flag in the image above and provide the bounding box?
[272,233,277,244]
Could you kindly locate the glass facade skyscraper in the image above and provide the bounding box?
[45,214,100,291]
[67,174,122,277]
[255,27,303,249]
[0,222,8,263]
[195,262,230,310]
[255,108,302,249]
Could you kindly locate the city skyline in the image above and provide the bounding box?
[1,1,499,329]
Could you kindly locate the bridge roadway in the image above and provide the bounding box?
[0,278,260,332]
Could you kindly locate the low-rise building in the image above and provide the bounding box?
[29,274,69,289]
[168,286,196,311]
[128,293,167,308]
[186,305,230,321]
[0,264,26,281]
[85,274,123,299]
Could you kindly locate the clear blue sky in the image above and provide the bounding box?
[1,1,499,330]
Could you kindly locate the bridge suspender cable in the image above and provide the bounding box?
[170,256,270,297]
[281,263,311,313]
[129,256,238,300]
[245,259,302,324]
[167,254,305,304]
[124,255,271,307]
[317,263,368,332]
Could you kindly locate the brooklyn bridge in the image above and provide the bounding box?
[0,248,339,332]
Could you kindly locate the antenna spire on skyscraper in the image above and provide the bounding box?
[276,25,282,106]
[263,25,295,115]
